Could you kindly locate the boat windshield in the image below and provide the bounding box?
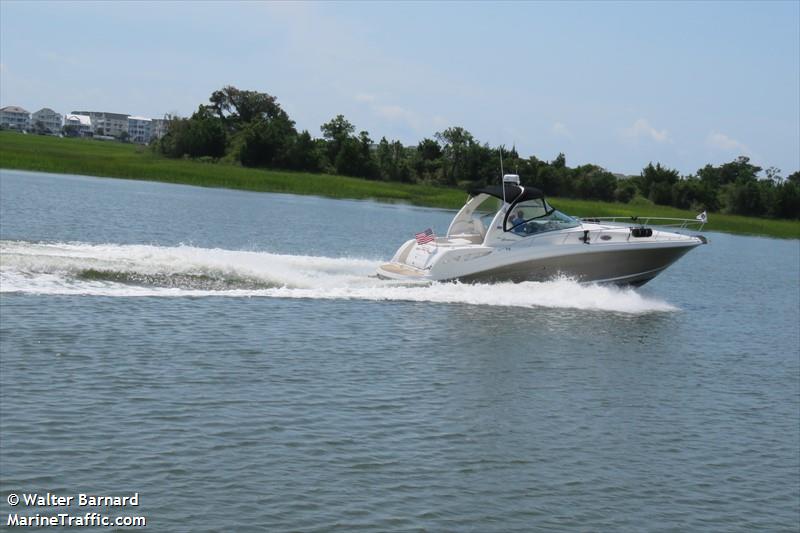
[505,199,580,235]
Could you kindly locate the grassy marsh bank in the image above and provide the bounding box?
[1,132,798,239]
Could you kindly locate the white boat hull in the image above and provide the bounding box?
[376,228,705,286]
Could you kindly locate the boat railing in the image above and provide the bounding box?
[579,216,706,232]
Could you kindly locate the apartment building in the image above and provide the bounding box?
[151,118,169,140]
[71,110,129,138]
[0,106,31,130]
[128,116,152,144]
[64,114,93,136]
[31,108,63,134]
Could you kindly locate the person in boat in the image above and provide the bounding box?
[511,210,526,234]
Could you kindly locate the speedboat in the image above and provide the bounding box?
[376,175,707,286]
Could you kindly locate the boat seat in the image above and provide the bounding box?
[446,234,483,244]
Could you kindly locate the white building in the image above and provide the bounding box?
[64,114,93,136]
[31,108,63,134]
[71,111,129,138]
[0,106,31,130]
[151,118,169,140]
[128,116,152,144]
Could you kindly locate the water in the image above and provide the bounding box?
[1,169,798,532]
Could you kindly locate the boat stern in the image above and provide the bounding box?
[375,261,431,281]
[376,238,437,281]
[376,237,492,282]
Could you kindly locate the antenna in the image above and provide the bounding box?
[513,141,518,174]
[500,146,506,205]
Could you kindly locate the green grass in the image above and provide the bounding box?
[0,132,465,208]
[545,197,800,239]
[1,131,798,239]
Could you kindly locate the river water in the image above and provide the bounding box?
[1,169,798,532]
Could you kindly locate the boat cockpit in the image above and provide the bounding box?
[445,179,580,245]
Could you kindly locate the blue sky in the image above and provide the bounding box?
[1,1,798,176]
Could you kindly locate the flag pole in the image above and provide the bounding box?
[500,147,506,206]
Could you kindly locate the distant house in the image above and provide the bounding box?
[71,110,129,138]
[64,114,93,136]
[128,116,152,144]
[31,108,63,134]
[150,118,169,140]
[0,106,31,130]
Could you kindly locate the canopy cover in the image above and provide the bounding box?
[468,184,544,204]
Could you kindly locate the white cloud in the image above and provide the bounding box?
[375,103,425,131]
[625,118,672,143]
[353,93,431,133]
[552,121,572,138]
[373,105,414,120]
[432,115,449,130]
[354,92,376,103]
[707,132,750,154]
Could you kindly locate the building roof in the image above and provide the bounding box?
[0,106,30,114]
[65,114,92,126]
[128,116,152,122]
[33,108,59,115]
[73,111,129,120]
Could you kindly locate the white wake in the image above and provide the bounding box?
[0,241,676,313]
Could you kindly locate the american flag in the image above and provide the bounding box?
[415,228,435,245]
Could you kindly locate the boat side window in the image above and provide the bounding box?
[475,196,501,215]
[474,196,501,226]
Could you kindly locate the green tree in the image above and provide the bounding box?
[614,180,637,203]
[671,177,714,210]
[467,142,496,187]
[377,137,411,182]
[321,114,355,165]
[284,130,323,172]
[698,156,761,188]
[435,126,475,185]
[694,157,764,214]
[376,137,393,180]
[238,113,297,168]
[417,138,442,160]
[721,180,765,216]
[774,180,800,219]
[573,164,617,201]
[156,110,227,159]
[412,138,442,183]
[334,138,363,177]
[636,163,680,205]
[208,86,288,129]
[332,130,376,178]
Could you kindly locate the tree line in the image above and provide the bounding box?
[154,86,799,219]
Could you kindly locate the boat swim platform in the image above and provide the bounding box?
[377,263,428,278]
